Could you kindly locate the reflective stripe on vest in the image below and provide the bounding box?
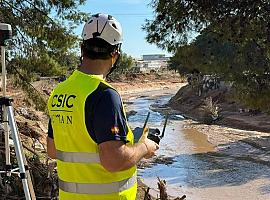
[59,174,137,194]
[56,150,100,163]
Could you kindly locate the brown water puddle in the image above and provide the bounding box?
[182,129,215,153]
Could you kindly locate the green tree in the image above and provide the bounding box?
[108,52,134,80]
[1,0,88,110]
[144,0,270,52]
[144,0,270,112]
[170,30,238,77]
[116,52,134,72]
[1,0,88,76]
[170,29,270,112]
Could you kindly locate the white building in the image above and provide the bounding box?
[143,54,170,61]
[134,54,170,72]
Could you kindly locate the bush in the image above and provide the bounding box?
[201,97,221,124]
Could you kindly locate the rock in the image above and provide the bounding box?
[126,110,137,118]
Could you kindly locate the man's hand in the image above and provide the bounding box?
[139,127,159,159]
[99,127,159,172]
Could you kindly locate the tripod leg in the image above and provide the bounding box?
[1,46,7,96]
[3,108,11,176]
[26,168,36,199]
[18,130,36,199]
[1,47,11,176]
[6,105,32,200]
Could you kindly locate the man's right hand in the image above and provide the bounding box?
[139,127,159,159]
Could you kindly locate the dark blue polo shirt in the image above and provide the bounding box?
[48,82,129,144]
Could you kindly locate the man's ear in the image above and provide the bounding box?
[111,51,120,62]
[111,50,120,57]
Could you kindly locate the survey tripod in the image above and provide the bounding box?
[0,23,36,200]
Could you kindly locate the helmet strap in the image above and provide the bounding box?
[79,56,83,66]
[106,53,121,78]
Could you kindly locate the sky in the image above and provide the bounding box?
[77,0,171,59]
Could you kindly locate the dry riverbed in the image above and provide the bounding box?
[118,81,270,200]
[2,73,270,199]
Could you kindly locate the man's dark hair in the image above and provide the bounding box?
[82,38,120,60]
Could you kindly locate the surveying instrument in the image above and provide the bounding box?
[0,23,36,199]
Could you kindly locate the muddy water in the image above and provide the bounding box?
[127,91,270,200]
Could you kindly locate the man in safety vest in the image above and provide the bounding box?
[46,13,159,200]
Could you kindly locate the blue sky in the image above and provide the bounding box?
[77,0,171,59]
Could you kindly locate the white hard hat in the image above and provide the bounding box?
[82,13,123,45]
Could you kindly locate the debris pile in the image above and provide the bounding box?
[142,177,187,200]
[0,144,58,199]
[0,101,58,199]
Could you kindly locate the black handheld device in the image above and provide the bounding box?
[147,114,168,144]
[133,112,169,144]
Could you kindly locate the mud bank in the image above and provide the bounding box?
[169,84,270,163]
[169,85,270,133]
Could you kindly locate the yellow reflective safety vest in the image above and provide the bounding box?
[47,70,137,200]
